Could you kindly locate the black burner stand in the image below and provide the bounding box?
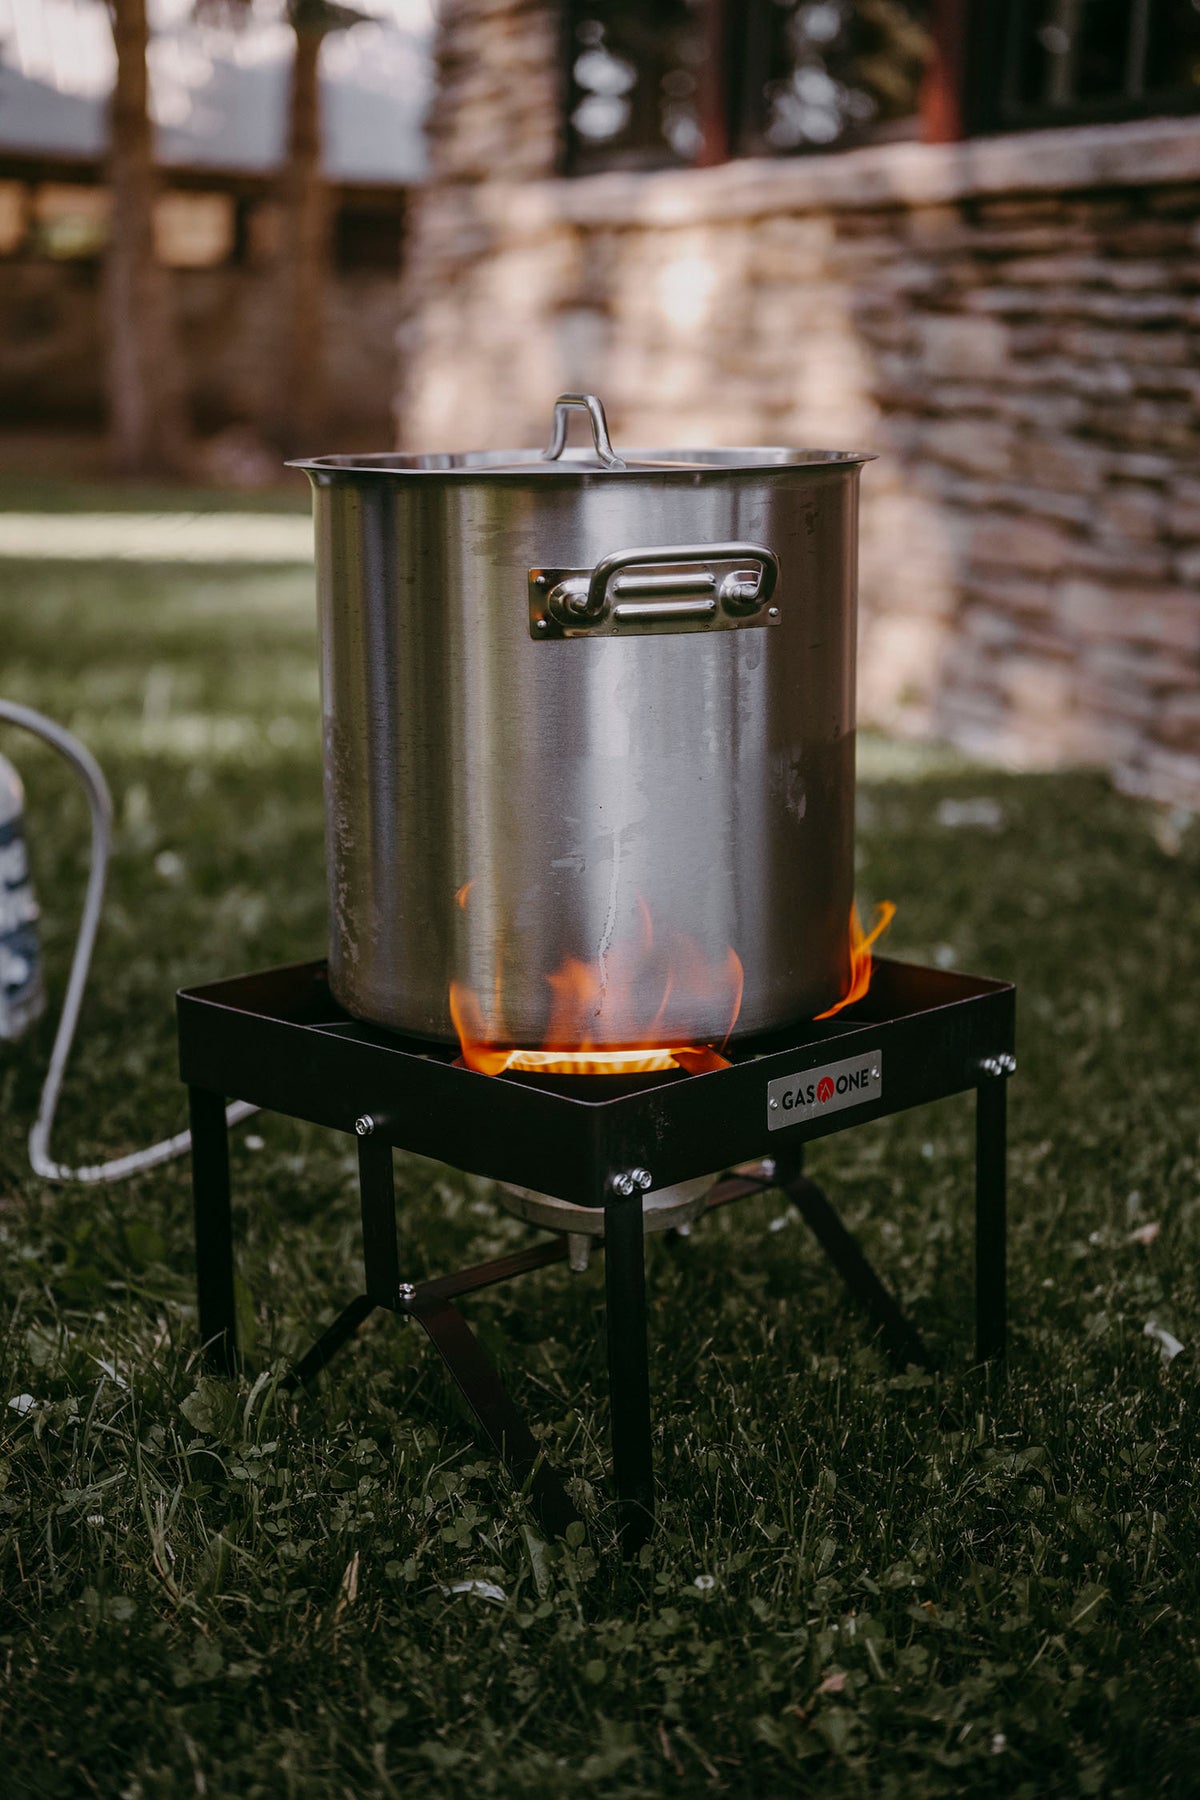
[178,958,1015,1553]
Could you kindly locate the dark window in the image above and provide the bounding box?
[733,0,934,157]
[333,203,406,274]
[563,0,1200,172]
[563,0,934,170]
[564,0,709,172]
[977,0,1200,130]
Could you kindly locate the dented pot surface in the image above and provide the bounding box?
[295,397,870,1048]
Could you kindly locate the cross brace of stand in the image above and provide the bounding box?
[181,958,1014,1554]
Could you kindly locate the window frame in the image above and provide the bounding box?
[966,0,1200,136]
[559,0,1200,177]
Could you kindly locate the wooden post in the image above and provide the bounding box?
[105,0,191,475]
[920,0,970,143]
[694,0,733,167]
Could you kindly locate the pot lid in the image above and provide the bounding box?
[290,393,874,478]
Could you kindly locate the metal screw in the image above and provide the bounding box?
[769,1097,779,1110]
[534,573,548,587]
[767,606,780,620]
[354,1114,375,1137]
[611,1172,636,1197]
[397,1281,416,1303]
[632,1167,653,1191]
[535,618,549,631]
[980,1054,1017,1078]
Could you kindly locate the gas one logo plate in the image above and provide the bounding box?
[767,1049,882,1130]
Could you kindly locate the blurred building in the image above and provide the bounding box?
[0,0,429,445]
[398,1,1200,805]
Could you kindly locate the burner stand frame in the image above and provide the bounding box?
[178,958,1015,1552]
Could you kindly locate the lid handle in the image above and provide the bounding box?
[543,393,627,470]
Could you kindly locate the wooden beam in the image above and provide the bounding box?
[693,0,733,166]
[920,0,970,143]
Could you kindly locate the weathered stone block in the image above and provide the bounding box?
[995,655,1076,716]
[857,614,948,717]
[1133,748,1200,806]
[1159,690,1200,749]
[915,314,1011,380]
[1067,538,1174,582]
[962,286,1052,317]
[1061,582,1200,651]
[939,387,1085,431]
[1019,438,1110,494]
[993,483,1095,528]
[1056,580,1125,638]
[926,419,1014,478]
[1107,450,1178,484]
[1165,479,1200,540]
[963,606,1023,648]
[1059,325,1192,367]
[960,574,1054,618]
[1098,485,1166,544]
[970,515,1078,575]
[1076,676,1160,728]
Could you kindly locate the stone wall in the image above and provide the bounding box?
[397,0,1200,806]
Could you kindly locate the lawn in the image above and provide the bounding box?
[2,491,1199,1797]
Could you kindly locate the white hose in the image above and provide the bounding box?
[0,699,255,1182]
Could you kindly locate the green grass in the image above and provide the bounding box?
[0,472,309,514]
[2,503,1200,1797]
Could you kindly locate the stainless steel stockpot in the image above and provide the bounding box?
[294,395,870,1049]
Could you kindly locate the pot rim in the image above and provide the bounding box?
[288,446,877,481]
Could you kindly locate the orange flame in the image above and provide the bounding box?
[449,896,743,1077]
[815,900,896,1019]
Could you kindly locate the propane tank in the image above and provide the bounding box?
[0,750,45,1041]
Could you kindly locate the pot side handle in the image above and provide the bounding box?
[528,543,781,640]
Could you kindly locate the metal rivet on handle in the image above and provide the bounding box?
[354,1114,375,1137]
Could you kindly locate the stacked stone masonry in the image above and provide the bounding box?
[397,0,1200,806]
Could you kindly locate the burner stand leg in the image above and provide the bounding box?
[975,1076,1008,1365]
[287,1294,377,1387]
[407,1297,580,1540]
[775,1150,933,1372]
[357,1131,400,1304]
[189,1086,237,1375]
[604,1184,654,1553]
[284,1132,397,1390]
[283,1129,580,1539]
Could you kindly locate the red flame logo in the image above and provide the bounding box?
[816,1076,835,1103]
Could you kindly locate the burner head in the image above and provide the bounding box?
[498,1175,716,1271]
